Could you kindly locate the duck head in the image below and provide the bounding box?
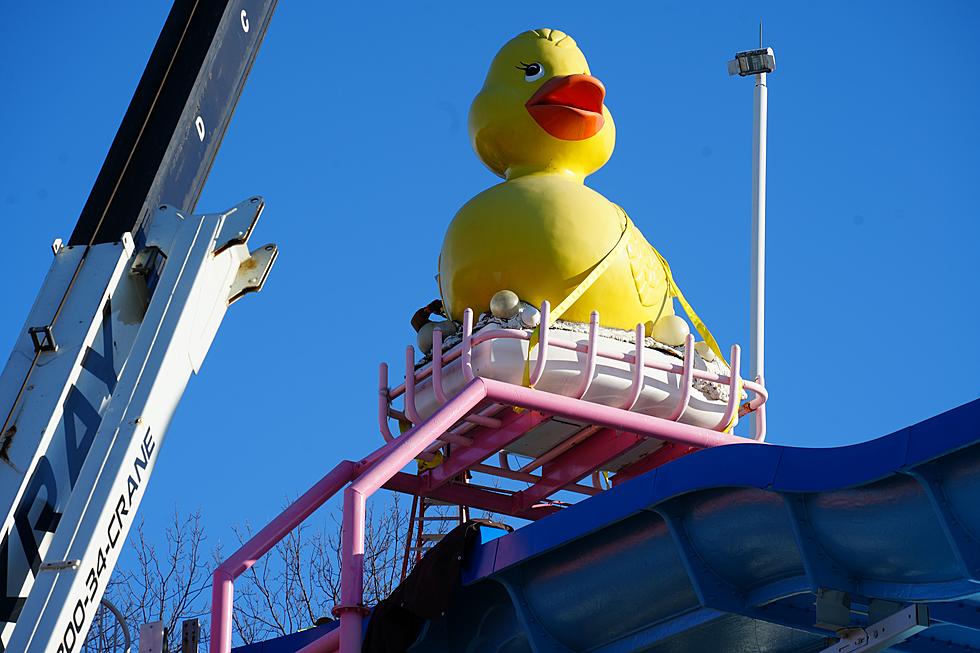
[470,29,615,181]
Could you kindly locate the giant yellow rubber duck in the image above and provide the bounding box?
[439,28,703,343]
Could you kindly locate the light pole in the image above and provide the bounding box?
[728,44,775,441]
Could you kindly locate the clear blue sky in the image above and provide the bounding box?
[2,2,978,557]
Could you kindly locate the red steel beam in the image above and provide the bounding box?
[383,471,556,520]
[422,409,550,492]
[513,429,645,517]
[612,442,698,486]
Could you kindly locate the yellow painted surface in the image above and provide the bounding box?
[439,28,676,331]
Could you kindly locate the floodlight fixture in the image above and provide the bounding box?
[728,47,776,77]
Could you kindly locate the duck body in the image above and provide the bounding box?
[440,174,672,329]
[437,28,676,333]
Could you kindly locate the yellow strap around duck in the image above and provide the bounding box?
[522,220,631,387]
[645,246,740,432]
[647,245,728,367]
[521,213,729,387]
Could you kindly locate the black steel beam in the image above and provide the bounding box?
[68,0,277,246]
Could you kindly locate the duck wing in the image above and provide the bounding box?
[616,205,671,315]
[615,205,729,366]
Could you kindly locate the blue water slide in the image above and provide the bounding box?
[409,399,980,652]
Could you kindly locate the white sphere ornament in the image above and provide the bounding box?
[417,321,457,354]
[437,320,458,337]
[417,323,436,354]
[694,340,716,362]
[651,314,690,346]
[489,289,521,319]
[518,303,541,328]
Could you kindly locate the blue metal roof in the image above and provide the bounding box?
[410,399,980,652]
[233,623,338,653]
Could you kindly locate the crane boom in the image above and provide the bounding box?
[0,2,278,649]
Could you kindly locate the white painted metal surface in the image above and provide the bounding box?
[0,239,139,650]
[0,198,276,652]
[750,69,768,440]
[820,604,929,653]
[138,621,166,653]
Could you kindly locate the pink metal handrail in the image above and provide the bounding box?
[381,303,767,474]
[210,460,360,653]
[403,346,423,424]
[461,309,475,381]
[518,425,602,474]
[753,375,767,441]
[481,379,747,448]
[418,403,510,458]
[432,328,501,428]
[214,373,754,653]
[431,328,448,404]
[622,324,645,411]
[469,463,600,496]
[336,380,490,650]
[573,311,600,399]
[384,302,767,428]
[378,363,393,442]
[712,345,741,431]
[391,331,749,399]
[529,301,551,387]
[388,330,762,403]
[219,303,768,653]
[387,343,763,445]
[665,333,696,421]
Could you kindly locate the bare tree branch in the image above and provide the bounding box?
[84,494,413,651]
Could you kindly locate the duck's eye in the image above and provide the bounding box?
[517,62,545,82]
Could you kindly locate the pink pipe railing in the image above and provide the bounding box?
[622,324,645,411]
[431,328,447,403]
[712,345,741,431]
[386,324,765,409]
[480,378,747,450]
[384,303,764,476]
[432,328,501,428]
[383,302,767,431]
[336,379,490,651]
[573,311,600,399]
[215,383,752,652]
[210,460,360,653]
[518,425,602,474]
[461,309,475,381]
[303,373,750,653]
[404,346,423,424]
[422,409,547,491]
[378,363,393,442]
[222,303,766,653]
[529,301,551,387]
[218,380,491,653]
[419,331,729,390]
[665,333,695,421]
[418,403,507,458]
[754,375,767,441]
[514,428,644,513]
[469,463,600,496]
[387,331,760,402]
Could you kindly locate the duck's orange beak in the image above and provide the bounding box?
[525,74,605,141]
